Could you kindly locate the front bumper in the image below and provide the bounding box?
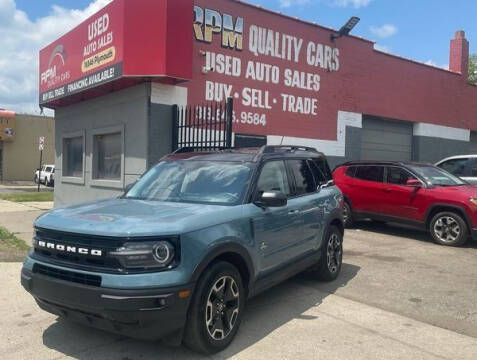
[21,266,193,341]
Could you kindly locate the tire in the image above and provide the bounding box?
[183,261,245,354]
[45,178,50,187]
[343,201,354,228]
[34,175,39,184]
[315,226,343,282]
[429,211,468,247]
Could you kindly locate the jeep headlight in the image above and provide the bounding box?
[110,240,177,269]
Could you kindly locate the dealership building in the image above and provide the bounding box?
[39,0,477,206]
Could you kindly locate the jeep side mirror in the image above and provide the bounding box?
[255,191,287,208]
[406,179,421,187]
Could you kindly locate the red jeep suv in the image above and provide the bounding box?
[333,161,477,246]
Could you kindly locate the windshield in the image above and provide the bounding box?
[125,161,254,205]
[407,165,466,187]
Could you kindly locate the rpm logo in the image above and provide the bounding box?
[193,6,243,51]
[41,44,70,87]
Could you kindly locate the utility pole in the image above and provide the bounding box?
[38,137,44,192]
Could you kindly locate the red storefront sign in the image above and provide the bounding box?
[39,0,194,107]
[39,0,477,141]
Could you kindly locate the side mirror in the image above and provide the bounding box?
[406,179,421,187]
[255,191,287,208]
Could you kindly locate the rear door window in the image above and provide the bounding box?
[355,166,384,182]
[287,159,316,196]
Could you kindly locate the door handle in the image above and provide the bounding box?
[384,188,392,193]
[288,210,300,215]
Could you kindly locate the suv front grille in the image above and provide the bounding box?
[33,228,123,273]
[33,263,102,287]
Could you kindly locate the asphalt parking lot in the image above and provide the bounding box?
[2,222,477,359]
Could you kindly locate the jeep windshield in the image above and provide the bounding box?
[408,164,467,187]
[125,161,253,205]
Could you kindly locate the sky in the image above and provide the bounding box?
[0,0,476,115]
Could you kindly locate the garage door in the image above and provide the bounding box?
[469,132,477,154]
[361,116,413,161]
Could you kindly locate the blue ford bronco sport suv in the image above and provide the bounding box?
[21,145,344,354]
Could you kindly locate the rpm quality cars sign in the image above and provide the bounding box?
[186,0,345,140]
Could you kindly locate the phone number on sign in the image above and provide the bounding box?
[232,112,267,127]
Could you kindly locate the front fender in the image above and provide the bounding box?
[189,242,255,286]
[180,218,258,288]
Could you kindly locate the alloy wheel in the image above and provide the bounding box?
[327,233,342,273]
[433,216,461,243]
[205,276,240,341]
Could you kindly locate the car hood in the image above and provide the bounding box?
[35,198,241,237]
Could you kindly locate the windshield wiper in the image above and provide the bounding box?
[124,196,147,200]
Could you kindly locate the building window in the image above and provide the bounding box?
[93,132,122,180]
[63,136,84,178]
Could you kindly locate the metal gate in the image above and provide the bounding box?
[172,98,233,152]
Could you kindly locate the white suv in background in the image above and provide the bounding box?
[435,155,477,185]
[34,165,55,187]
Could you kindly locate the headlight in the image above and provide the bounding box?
[470,198,477,206]
[110,240,176,269]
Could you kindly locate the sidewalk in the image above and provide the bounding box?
[0,184,53,194]
[0,200,54,245]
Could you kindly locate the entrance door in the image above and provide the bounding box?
[361,116,413,161]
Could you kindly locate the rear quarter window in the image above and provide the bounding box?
[345,166,357,177]
[310,157,332,181]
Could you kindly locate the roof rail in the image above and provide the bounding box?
[259,145,319,154]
